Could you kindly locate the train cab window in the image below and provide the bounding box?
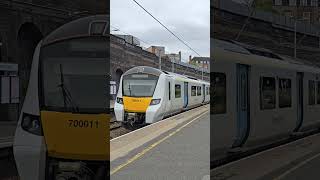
[317,82,320,104]
[197,86,201,96]
[212,73,226,114]
[260,77,276,110]
[175,84,181,98]
[309,80,316,105]
[123,74,159,97]
[191,86,197,96]
[279,78,292,108]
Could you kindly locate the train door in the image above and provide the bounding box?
[183,82,188,108]
[233,64,250,148]
[294,72,304,132]
[202,84,205,103]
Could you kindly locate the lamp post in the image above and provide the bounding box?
[171,60,174,73]
[201,60,204,80]
[292,17,308,58]
[294,20,297,58]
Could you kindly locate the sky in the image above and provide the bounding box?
[110,0,210,62]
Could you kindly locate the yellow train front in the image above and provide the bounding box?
[13,15,109,180]
[114,66,210,129]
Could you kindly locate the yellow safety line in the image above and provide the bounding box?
[110,110,209,175]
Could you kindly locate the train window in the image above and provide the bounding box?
[317,82,320,104]
[169,82,171,100]
[279,78,292,108]
[175,84,181,98]
[191,86,197,96]
[309,80,315,105]
[197,86,201,96]
[212,73,226,114]
[260,77,276,110]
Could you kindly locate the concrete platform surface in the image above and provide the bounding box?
[211,133,320,180]
[111,107,210,180]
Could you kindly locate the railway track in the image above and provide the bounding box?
[110,121,122,131]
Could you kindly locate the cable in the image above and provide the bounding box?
[131,0,202,57]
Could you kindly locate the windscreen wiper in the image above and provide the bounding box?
[58,64,79,113]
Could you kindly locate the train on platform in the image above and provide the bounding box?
[13,15,109,180]
[212,38,320,163]
[114,66,210,129]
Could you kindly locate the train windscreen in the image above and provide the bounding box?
[40,37,107,113]
[122,73,159,97]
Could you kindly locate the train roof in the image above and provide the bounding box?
[124,66,210,85]
[43,15,109,46]
[212,38,320,74]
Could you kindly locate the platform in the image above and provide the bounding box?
[211,132,320,180]
[110,105,210,180]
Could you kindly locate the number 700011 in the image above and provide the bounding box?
[68,120,99,128]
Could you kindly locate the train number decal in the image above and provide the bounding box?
[68,120,99,128]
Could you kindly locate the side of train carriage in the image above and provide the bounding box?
[114,66,210,127]
[212,39,320,162]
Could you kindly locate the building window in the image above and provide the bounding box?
[191,86,197,96]
[274,0,282,5]
[311,0,317,6]
[285,11,294,17]
[282,0,289,5]
[301,0,308,6]
[309,80,315,105]
[260,77,276,110]
[303,12,311,20]
[289,0,297,6]
[279,78,292,108]
[175,84,181,98]
[212,73,226,114]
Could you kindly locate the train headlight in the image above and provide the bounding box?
[21,113,43,136]
[150,99,161,105]
[116,97,123,104]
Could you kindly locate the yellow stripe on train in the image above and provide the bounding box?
[40,111,109,161]
[123,97,152,113]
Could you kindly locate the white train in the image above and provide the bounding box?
[114,66,210,128]
[212,38,320,163]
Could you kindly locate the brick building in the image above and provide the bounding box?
[273,0,320,23]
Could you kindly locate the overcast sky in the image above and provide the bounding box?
[111,0,210,62]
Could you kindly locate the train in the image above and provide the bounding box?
[212,38,320,163]
[13,15,109,180]
[114,66,210,128]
